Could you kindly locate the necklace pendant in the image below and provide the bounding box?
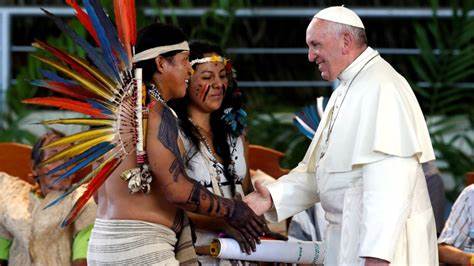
[121,164,152,194]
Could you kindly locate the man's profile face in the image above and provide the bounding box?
[161,51,192,99]
[306,19,343,81]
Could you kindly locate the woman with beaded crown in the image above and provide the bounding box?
[170,41,285,265]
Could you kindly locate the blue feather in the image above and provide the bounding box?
[305,105,319,129]
[45,142,109,177]
[293,118,315,139]
[86,99,114,115]
[44,187,74,209]
[51,142,115,185]
[39,70,77,85]
[82,0,120,77]
[89,0,129,67]
[44,150,118,210]
[238,109,247,117]
[30,79,48,87]
[43,174,89,209]
[42,8,119,82]
[293,97,330,140]
[323,97,329,109]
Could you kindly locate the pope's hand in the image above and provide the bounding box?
[243,181,273,216]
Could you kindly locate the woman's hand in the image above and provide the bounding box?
[224,195,267,254]
[222,221,258,254]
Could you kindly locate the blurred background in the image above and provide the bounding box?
[0,0,472,201]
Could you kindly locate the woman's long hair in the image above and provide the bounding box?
[169,40,244,196]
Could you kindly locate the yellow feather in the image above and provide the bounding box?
[42,118,114,126]
[95,99,118,112]
[42,128,114,149]
[32,55,114,100]
[69,56,118,94]
[41,134,115,166]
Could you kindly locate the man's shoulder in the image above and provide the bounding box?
[148,102,166,121]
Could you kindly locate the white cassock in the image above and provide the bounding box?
[265,47,438,265]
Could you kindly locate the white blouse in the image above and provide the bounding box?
[180,131,247,199]
[180,131,248,260]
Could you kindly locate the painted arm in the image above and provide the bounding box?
[146,106,266,253]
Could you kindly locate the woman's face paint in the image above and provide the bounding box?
[188,54,229,113]
[199,84,210,102]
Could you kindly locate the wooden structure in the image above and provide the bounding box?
[466,172,474,186]
[248,144,289,178]
[0,142,34,184]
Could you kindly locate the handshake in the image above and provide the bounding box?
[224,181,282,254]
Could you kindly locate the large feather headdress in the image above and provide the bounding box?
[23,0,155,227]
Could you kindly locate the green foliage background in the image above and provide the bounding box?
[0,0,472,198]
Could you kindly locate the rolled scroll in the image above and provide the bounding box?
[210,238,325,264]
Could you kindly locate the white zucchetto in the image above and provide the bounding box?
[314,6,365,29]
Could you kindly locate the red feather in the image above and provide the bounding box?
[65,0,100,46]
[23,97,107,118]
[113,0,124,45]
[61,158,120,227]
[34,80,94,100]
[128,0,137,46]
[34,40,102,85]
[114,0,133,63]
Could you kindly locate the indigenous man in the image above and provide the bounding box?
[244,6,438,265]
[88,23,266,265]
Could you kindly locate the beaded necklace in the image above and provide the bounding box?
[188,118,239,187]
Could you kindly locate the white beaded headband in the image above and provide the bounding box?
[132,41,190,63]
[190,55,228,67]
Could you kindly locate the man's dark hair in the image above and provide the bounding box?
[134,23,188,82]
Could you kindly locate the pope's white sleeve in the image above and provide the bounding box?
[264,162,319,223]
[358,156,418,262]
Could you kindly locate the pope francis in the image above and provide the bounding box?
[244,6,438,266]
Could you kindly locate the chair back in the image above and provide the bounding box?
[0,142,34,184]
[248,144,289,178]
[466,172,474,186]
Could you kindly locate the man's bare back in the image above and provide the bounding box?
[96,104,186,232]
[96,155,180,230]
